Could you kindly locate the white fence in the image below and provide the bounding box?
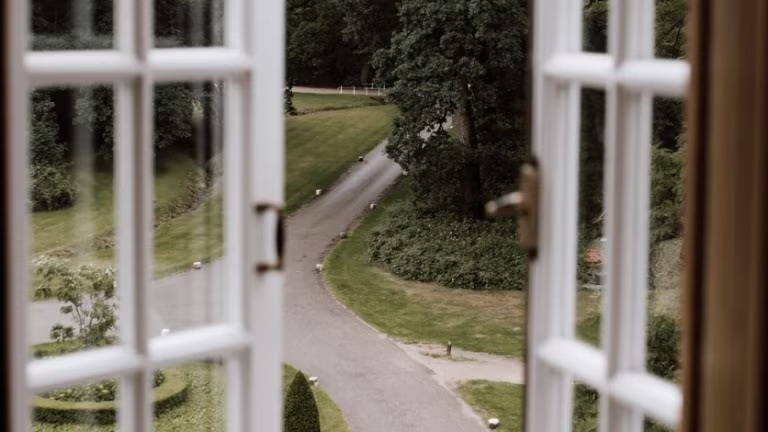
[337,83,387,96]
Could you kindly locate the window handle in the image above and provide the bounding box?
[485,160,540,260]
[254,203,285,272]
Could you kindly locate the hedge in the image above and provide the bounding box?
[32,368,188,425]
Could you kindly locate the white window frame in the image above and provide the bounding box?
[6,1,285,431]
[528,1,688,431]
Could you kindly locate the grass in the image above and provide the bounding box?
[325,180,602,358]
[457,380,524,432]
[32,362,347,432]
[292,93,383,115]
[34,103,396,279]
[285,104,397,213]
[31,155,197,255]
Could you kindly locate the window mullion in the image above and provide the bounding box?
[5,0,30,429]
[116,0,152,431]
[601,1,655,431]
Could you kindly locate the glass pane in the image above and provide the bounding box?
[583,0,608,53]
[31,376,121,430]
[572,382,600,432]
[654,0,686,59]
[154,0,224,48]
[28,85,119,358]
[151,81,225,334]
[31,0,113,50]
[646,97,684,382]
[576,88,606,347]
[153,361,225,431]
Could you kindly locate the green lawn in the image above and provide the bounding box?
[285,104,397,213]
[458,380,524,432]
[324,180,601,358]
[34,103,397,280]
[31,155,198,255]
[32,362,347,432]
[292,93,383,114]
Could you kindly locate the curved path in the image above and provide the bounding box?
[29,142,486,431]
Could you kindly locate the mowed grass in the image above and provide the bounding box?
[292,93,383,114]
[31,155,197,255]
[324,180,602,358]
[285,104,397,213]
[32,362,347,432]
[458,381,524,432]
[39,103,396,278]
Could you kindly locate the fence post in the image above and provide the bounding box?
[353,86,356,95]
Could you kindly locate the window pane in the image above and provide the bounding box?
[654,0,686,60]
[151,81,225,334]
[153,360,225,431]
[31,0,113,50]
[31,375,122,430]
[583,0,608,53]
[28,85,120,357]
[154,0,224,48]
[576,88,606,347]
[572,381,601,432]
[646,97,684,382]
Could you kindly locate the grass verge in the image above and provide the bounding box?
[32,362,347,432]
[457,380,523,432]
[325,180,601,358]
[292,93,383,114]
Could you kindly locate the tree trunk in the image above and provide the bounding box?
[452,81,483,218]
[360,63,372,85]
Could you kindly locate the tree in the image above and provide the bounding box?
[337,0,399,83]
[34,257,118,347]
[376,0,529,218]
[286,0,362,86]
[283,372,321,432]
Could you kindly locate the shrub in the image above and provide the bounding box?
[369,199,527,290]
[33,368,188,425]
[30,164,78,211]
[646,314,680,380]
[283,372,321,432]
[33,257,118,347]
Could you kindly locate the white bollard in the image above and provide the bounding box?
[488,418,500,430]
[308,376,319,386]
[339,232,347,239]
[370,203,377,210]
[192,261,202,269]
[315,263,324,272]
[316,189,322,196]
[402,170,408,176]
[358,156,364,162]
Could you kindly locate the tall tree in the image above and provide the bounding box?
[376,0,529,218]
[337,0,399,83]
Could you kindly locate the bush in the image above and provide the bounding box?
[369,199,527,290]
[42,371,165,403]
[30,165,78,211]
[283,372,321,432]
[33,368,188,425]
[646,314,680,380]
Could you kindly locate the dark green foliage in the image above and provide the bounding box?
[573,384,600,432]
[646,314,681,380]
[650,143,684,244]
[283,372,321,432]
[376,0,529,217]
[31,91,65,165]
[32,368,188,425]
[41,371,165,403]
[33,257,118,347]
[369,198,527,290]
[284,86,298,115]
[30,165,78,211]
[286,0,363,86]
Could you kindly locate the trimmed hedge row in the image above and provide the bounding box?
[32,368,188,425]
[368,198,527,291]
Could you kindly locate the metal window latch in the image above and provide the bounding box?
[485,160,540,260]
[254,203,285,273]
